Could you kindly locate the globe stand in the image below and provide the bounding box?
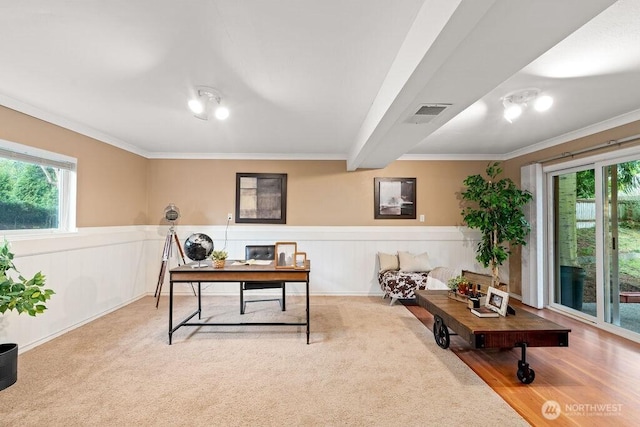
[154,226,196,308]
[191,260,208,269]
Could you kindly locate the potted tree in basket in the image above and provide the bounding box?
[0,239,54,391]
[461,162,532,288]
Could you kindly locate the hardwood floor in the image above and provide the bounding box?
[405,299,640,426]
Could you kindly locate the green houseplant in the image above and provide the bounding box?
[461,162,533,288]
[210,249,228,269]
[447,275,469,293]
[1,241,54,316]
[1,239,54,390]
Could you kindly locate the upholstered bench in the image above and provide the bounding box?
[379,269,430,304]
[378,251,448,305]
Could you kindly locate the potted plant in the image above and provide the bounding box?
[461,162,533,288]
[211,250,228,269]
[447,275,469,294]
[0,239,54,390]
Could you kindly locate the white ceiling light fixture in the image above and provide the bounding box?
[188,86,230,121]
[503,103,523,123]
[501,88,553,123]
[214,104,230,120]
[534,94,554,112]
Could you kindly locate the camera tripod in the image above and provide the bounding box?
[154,226,195,307]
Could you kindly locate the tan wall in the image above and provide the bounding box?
[20,105,640,294]
[1,106,493,228]
[0,106,148,226]
[147,159,490,226]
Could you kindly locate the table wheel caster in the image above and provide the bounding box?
[433,315,450,349]
[517,361,536,384]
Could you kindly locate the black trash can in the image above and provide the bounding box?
[0,343,18,391]
[560,266,585,311]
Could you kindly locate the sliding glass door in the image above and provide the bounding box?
[602,160,640,334]
[549,157,640,337]
[551,167,596,317]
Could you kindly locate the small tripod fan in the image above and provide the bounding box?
[154,204,195,307]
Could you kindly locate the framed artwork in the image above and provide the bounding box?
[374,177,416,219]
[275,242,297,269]
[485,286,510,317]
[236,173,287,224]
[294,252,307,269]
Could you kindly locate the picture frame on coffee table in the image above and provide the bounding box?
[486,286,509,317]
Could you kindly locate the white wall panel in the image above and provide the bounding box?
[153,225,488,297]
[2,225,487,352]
[1,228,148,352]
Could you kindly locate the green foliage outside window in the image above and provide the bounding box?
[0,159,59,230]
[576,161,640,199]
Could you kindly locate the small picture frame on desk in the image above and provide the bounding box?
[275,242,297,268]
[294,252,307,269]
[486,286,509,316]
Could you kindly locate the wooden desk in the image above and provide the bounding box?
[415,290,570,384]
[169,261,310,344]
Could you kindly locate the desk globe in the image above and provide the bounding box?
[184,233,214,267]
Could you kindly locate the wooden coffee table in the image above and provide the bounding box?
[415,290,570,384]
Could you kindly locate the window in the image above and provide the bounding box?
[0,139,76,233]
[544,144,640,341]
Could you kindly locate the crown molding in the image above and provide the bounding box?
[0,93,150,158]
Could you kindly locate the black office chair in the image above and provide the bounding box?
[240,245,286,314]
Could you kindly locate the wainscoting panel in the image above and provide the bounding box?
[2,228,148,352]
[3,225,492,352]
[152,225,491,297]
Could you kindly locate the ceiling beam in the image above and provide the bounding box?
[347,0,616,171]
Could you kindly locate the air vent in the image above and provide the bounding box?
[405,103,451,124]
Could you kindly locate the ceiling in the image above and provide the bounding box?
[1,0,640,170]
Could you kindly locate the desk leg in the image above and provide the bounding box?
[198,282,202,320]
[306,277,310,344]
[169,279,174,345]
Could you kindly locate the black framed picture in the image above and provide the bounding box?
[236,173,287,224]
[374,177,416,219]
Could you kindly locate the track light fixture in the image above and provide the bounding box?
[502,88,553,123]
[188,86,230,121]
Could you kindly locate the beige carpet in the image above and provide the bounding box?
[1,296,528,426]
